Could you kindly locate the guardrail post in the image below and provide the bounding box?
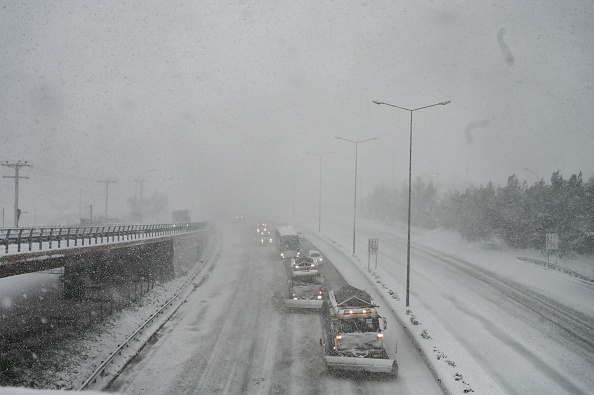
[5,229,11,253]
[66,228,71,247]
[28,228,34,251]
[17,228,24,252]
[48,228,54,249]
[38,228,44,250]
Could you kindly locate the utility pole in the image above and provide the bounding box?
[2,160,31,227]
[98,179,117,220]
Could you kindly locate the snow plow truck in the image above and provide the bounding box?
[284,262,325,309]
[320,286,397,376]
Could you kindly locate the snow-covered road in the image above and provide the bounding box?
[299,216,594,395]
[109,221,442,394]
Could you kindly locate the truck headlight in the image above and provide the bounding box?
[336,335,342,340]
[377,333,384,339]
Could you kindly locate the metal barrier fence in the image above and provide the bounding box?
[0,223,207,254]
[516,256,594,283]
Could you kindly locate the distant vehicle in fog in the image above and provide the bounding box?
[172,209,191,223]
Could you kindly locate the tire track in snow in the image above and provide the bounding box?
[190,240,273,394]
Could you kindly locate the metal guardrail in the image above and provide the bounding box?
[516,256,594,283]
[0,222,207,254]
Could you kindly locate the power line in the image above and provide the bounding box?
[2,160,31,227]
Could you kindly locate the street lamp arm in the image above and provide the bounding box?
[136,168,156,183]
[374,100,451,112]
[412,100,451,111]
[359,137,378,144]
[336,136,378,144]
[373,100,412,111]
[335,136,356,143]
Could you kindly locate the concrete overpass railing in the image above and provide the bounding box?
[0,223,206,254]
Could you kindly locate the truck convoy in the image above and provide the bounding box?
[320,286,397,375]
[284,257,325,309]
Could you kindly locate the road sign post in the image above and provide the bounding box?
[368,238,379,269]
[546,233,559,263]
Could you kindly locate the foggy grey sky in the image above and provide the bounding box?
[1,0,593,225]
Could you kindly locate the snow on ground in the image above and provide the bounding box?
[110,220,442,395]
[300,225,504,395]
[294,215,594,395]
[0,233,214,390]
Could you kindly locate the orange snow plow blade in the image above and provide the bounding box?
[324,356,397,375]
[284,299,324,309]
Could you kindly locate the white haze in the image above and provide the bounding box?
[1,0,593,225]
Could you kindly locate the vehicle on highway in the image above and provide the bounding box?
[320,285,397,376]
[276,226,301,260]
[307,250,323,265]
[256,222,270,236]
[291,256,315,271]
[257,233,273,246]
[285,267,325,309]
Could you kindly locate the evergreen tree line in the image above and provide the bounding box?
[361,171,594,255]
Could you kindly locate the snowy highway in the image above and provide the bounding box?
[108,221,442,395]
[305,217,594,395]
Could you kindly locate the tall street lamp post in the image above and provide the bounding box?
[373,99,450,306]
[335,137,378,256]
[307,151,335,232]
[135,169,156,208]
[152,178,174,222]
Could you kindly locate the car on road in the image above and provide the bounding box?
[256,223,271,235]
[291,256,315,271]
[307,250,323,265]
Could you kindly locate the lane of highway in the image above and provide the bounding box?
[109,221,442,394]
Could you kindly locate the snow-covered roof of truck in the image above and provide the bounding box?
[332,285,376,308]
[276,225,298,237]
